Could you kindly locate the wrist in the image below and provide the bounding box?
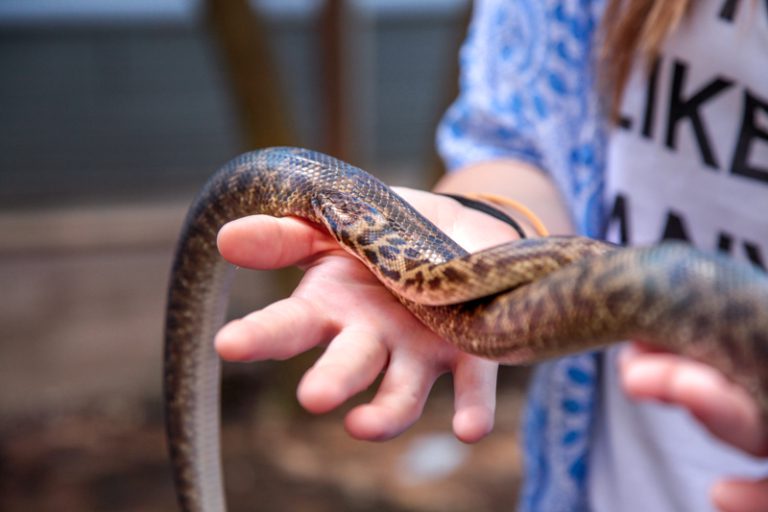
[446,192,550,238]
[434,159,575,235]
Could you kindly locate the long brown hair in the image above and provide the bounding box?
[601,0,692,118]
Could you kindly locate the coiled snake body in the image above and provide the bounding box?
[165,147,768,511]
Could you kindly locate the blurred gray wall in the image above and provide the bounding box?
[0,0,241,209]
[0,0,469,414]
[0,0,469,211]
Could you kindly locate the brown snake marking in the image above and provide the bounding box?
[164,147,768,511]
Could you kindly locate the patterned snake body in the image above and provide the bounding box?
[165,147,768,511]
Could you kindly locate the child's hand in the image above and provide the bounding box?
[214,188,520,443]
[620,342,768,512]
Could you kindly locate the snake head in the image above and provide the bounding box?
[312,191,390,248]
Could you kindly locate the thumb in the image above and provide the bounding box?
[712,477,768,512]
[217,215,337,269]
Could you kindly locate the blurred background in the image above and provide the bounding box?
[0,0,529,510]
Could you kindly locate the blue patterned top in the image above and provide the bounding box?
[436,1,606,510]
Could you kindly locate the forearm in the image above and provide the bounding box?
[433,159,575,236]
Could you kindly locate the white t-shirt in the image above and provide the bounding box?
[590,0,768,510]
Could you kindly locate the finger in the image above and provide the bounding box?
[620,350,766,455]
[215,297,336,361]
[217,215,336,269]
[452,355,498,443]
[344,351,441,441]
[712,477,768,512]
[297,327,389,414]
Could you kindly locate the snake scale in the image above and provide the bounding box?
[164,147,768,511]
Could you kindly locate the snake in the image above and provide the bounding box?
[164,146,768,512]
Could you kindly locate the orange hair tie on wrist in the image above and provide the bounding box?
[468,193,550,237]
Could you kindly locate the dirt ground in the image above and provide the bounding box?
[0,365,529,512]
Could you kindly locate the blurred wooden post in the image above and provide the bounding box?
[319,0,346,159]
[204,0,294,149]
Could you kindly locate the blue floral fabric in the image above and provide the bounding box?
[436,1,607,510]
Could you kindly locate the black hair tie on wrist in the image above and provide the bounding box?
[437,193,527,240]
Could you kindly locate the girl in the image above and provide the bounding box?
[215,1,768,509]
